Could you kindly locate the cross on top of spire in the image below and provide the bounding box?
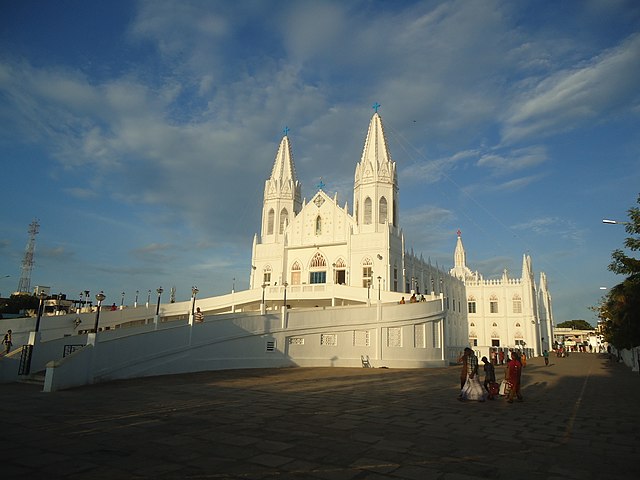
[457,229,462,237]
[316,177,325,190]
[283,126,290,136]
[372,102,381,113]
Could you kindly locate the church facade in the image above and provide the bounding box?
[249,109,553,359]
[249,111,469,353]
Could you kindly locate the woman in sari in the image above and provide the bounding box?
[506,351,524,403]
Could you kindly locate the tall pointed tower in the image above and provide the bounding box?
[261,131,302,243]
[353,109,398,232]
[449,229,475,281]
[451,229,467,280]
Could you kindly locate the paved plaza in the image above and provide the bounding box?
[2,353,639,479]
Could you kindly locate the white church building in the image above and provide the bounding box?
[249,109,551,359]
[1,109,553,390]
[249,110,468,341]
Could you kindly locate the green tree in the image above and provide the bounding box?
[601,277,640,349]
[598,194,640,348]
[0,294,40,315]
[557,320,594,330]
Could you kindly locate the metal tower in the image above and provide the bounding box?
[16,219,40,294]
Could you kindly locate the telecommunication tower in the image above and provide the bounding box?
[16,219,40,294]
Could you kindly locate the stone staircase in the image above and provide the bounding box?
[18,371,45,388]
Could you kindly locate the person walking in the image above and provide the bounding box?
[543,349,549,366]
[457,347,478,393]
[482,356,497,399]
[2,329,12,354]
[506,351,524,403]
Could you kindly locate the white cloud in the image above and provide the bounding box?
[511,217,586,247]
[477,145,548,174]
[502,33,640,143]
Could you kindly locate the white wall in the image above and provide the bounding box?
[43,299,453,391]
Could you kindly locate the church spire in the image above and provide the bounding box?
[353,107,398,229]
[454,229,466,269]
[358,112,393,174]
[261,129,302,241]
[450,229,471,281]
[269,131,298,187]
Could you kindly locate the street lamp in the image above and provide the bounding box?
[147,289,151,308]
[602,219,630,225]
[134,290,139,308]
[155,287,163,317]
[191,286,199,316]
[283,282,288,309]
[78,291,84,313]
[34,291,47,332]
[93,291,106,333]
[84,290,90,310]
[120,291,125,310]
[377,276,382,301]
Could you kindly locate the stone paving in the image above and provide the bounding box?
[2,353,639,479]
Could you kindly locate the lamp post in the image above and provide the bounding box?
[155,287,163,317]
[134,290,139,308]
[377,276,382,301]
[146,289,151,308]
[34,291,47,332]
[191,286,199,316]
[78,291,84,313]
[84,290,90,311]
[120,291,125,310]
[93,291,106,333]
[283,282,288,309]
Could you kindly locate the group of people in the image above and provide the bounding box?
[458,347,524,403]
[398,294,427,304]
[487,348,527,366]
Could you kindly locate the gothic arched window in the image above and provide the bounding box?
[280,208,289,234]
[379,197,387,224]
[291,261,301,285]
[364,197,372,224]
[512,294,522,314]
[263,265,272,285]
[309,252,327,284]
[267,209,275,235]
[362,257,373,288]
[468,295,477,314]
[315,215,322,235]
[490,295,499,314]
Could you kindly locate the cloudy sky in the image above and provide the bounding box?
[1,0,639,323]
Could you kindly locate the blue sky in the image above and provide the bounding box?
[1,0,639,324]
